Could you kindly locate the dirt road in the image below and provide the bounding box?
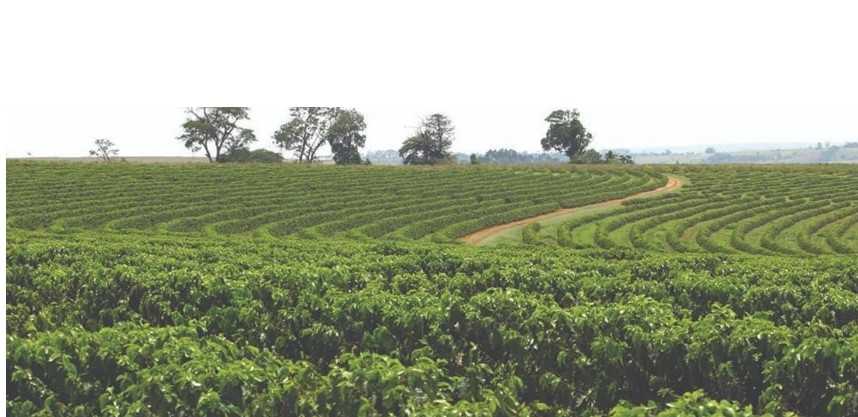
[460,176,683,245]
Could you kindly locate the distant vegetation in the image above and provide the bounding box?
[217,148,284,163]
[13,162,856,255]
[273,107,367,164]
[633,145,858,164]
[360,145,858,166]
[399,113,456,165]
[509,165,858,255]
[77,106,854,165]
[703,144,858,164]
[7,161,664,242]
[475,148,566,164]
[373,109,634,166]
[540,109,634,164]
[177,107,256,163]
[540,109,593,158]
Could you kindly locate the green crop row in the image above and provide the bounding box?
[542,166,858,256]
[7,162,663,243]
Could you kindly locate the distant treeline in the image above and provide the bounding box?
[85,107,635,166]
[474,148,566,164]
[365,148,632,165]
[704,144,858,164]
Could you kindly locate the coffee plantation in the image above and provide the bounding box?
[6,161,858,416]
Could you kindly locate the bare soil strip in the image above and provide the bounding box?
[460,176,683,245]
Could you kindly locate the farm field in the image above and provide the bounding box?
[6,161,858,417]
[490,166,858,255]
[464,176,685,245]
[6,162,666,242]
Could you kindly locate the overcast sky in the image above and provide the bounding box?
[2,1,857,157]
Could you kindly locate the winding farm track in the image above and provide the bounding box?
[461,176,683,245]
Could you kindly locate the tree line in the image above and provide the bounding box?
[91,107,633,165]
[174,107,367,164]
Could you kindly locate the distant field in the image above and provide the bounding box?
[503,165,858,255]
[9,162,857,254]
[8,156,210,163]
[6,161,665,242]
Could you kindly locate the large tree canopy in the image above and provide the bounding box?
[540,109,592,160]
[177,107,256,163]
[399,113,455,165]
[272,107,339,162]
[326,109,367,164]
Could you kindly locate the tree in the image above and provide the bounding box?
[218,148,284,163]
[399,134,431,165]
[326,109,367,164]
[470,153,480,165]
[705,147,716,154]
[618,154,634,164]
[540,109,593,160]
[273,107,340,162]
[89,139,119,161]
[399,114,455,165]
[177,107,256,163]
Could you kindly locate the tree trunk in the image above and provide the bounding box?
[202,143,214,163]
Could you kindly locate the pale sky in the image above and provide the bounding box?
[2,1,857,157]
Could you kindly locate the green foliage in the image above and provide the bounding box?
[610,391,777,417]
[7,323,523,417]
[521,223,542,244]
[272,107,339,163]
[570,149,635,165]
[327,109,367,165]
[571,149,604,164]
[399,114,455,165]
[218,148,284,163]
[177,107,255,163]
[477,148,566,164]
[7,233,858,416]
[541,109,593,160]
